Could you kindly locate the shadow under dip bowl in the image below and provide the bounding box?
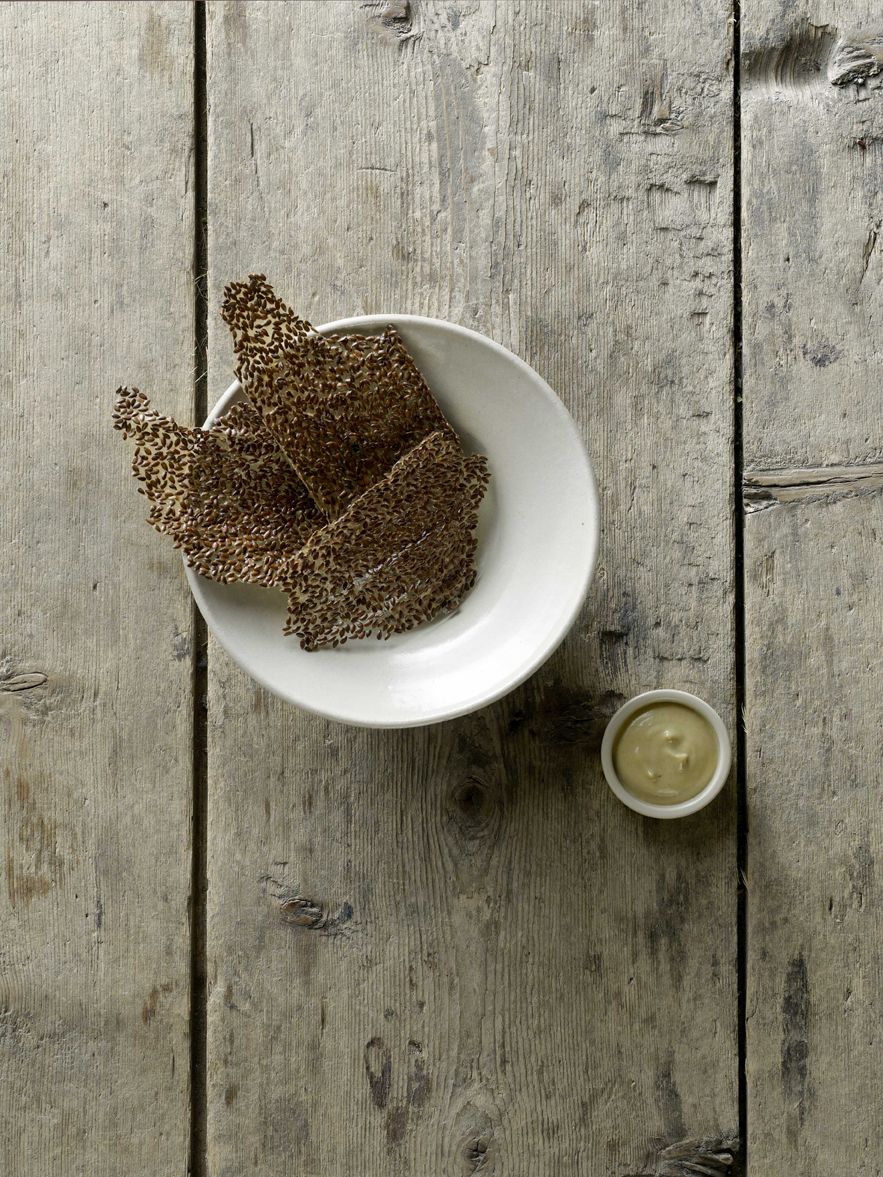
[600,689,732,819]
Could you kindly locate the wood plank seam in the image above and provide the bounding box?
[190,5,209,1177]
[733,3,749,1175]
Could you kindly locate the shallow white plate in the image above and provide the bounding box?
[187,315,599,728]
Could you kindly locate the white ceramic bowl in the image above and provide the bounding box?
[600,689,731,819]
[187,315,599,728]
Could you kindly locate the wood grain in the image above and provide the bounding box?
[0,4,194,1172]
[204,1,738,1173]
[742,6,883,470]
[742,2,883,1170]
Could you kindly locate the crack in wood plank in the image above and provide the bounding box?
[743,462,883,510]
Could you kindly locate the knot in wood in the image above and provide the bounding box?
[450,776,492,829]
[278,896,325,928]
[829,32,883,86]
[0,672,47,693]
[655,1135,738,1176]
[465,1138,489,1170]
[365,0,414,37]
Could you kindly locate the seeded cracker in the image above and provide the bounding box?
[281,432,490,650]
[116,279,491,652]
[222,275,457,518]
[113,388,323,588]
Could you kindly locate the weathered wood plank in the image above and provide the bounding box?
[742,9,883,470]
[744,496,883,1170]
[0,4,194,1172]
[742,2,883,1170]
[205,2,737,1173]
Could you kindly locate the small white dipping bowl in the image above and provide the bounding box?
[600,689,731,819]
[187,315,599,728]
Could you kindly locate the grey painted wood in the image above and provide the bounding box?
[205,3,737,1174]
[742,2,883,1170]
[0,4,195,1173]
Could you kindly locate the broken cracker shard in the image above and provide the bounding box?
[113,275,489,650]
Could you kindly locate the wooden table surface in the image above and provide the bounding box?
[3,3,882,1174]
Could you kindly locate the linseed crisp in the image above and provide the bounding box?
[113,388,322,589]
[115,278,491,650]
[222,275,457,518]
[281,432,489,650]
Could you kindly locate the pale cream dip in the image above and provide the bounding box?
[612,701,718,805]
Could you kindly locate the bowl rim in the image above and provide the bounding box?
[600,689,732,818]
[190,313,601,727]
